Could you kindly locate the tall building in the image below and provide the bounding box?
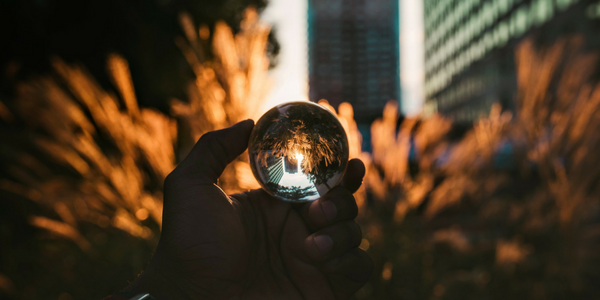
[307,0,400,123]
[423,0,600,122]
[265,156,284,184]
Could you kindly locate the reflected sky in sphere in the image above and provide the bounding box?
[249,101,349,202]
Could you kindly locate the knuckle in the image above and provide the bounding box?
[200,132,230,163]
[307,200,326,229]
[163,167,194,194]
[351,221,362,237]
[197,131,222,152]
[327,188,358,219]
[199,130,218,143]
[164,170,178,192]
[337,186,354,198]
[343,221,362,246]
[327,186,350,199]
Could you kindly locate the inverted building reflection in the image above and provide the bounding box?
[259,152,319,201]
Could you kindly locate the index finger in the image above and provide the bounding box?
[340,159,366,193]
[298,159,365,231]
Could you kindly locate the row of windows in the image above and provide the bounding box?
[425,96,498,121]
[313,44,396,52]
[437,77,487,110]
[311,31,397,43]
[423,75,488,117]
[424,0,575,50]
[422,100,438,117]
[308,0,399,112]
[425,0,577,98]
[425,0,521,57]
[425,6,512,75]
[424,0,460,31]
[312,44,396,51]
[314,65,396,75]
[313,21,395,29]
[449,97,499,122]
[425,0,577,66]
[588,1,600,18]
[426,0,564,73]
[425,0,489,48]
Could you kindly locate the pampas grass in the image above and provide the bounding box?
[358,36,600,299]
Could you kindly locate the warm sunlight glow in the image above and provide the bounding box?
[400,0,425,116]
[260,0,309,114]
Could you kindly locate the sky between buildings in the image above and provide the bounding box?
[261,0,424,118]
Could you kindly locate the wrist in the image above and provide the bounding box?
[123,259,197,300]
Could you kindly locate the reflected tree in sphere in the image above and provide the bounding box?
[249,101,349,202]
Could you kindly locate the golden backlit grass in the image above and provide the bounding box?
[0,10,366,299]
[0,10,273,299]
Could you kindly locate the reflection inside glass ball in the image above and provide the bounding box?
[249,101,350,202]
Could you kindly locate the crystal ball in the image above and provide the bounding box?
[248,101,349,202]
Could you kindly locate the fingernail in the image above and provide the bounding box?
[313,235,333,255]
[321,201,337,222]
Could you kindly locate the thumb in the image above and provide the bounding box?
[159,120,254,278]
[176,119,255,184]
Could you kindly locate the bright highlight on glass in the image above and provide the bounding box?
[248,101,349,202]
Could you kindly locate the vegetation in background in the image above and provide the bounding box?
[0,9,271,299]
[358,36,600,300]
[1,5,600,300]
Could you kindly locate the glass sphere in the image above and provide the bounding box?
[249,101,349,202]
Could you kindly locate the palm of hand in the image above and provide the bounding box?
[231,190,327,300]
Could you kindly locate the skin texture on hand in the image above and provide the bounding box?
[124,120,373,300]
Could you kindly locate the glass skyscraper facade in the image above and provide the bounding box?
[307,0,400,123]
[423,0,600,122]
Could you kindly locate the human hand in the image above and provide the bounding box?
[124,120,373,300]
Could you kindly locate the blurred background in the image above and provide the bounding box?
[1,0,600,299]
